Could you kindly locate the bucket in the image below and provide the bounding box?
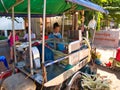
[115,48,120,62]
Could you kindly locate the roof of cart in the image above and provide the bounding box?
[0,0,108,16]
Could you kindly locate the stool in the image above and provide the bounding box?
[0,56,9,69]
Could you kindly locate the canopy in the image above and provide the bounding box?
[67,0,108,14]
[0,0,108,17]
[0,0,74,15]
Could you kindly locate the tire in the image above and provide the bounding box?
[65,72,82,90]
[1,73,36,90]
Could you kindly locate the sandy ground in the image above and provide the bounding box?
[97,66,120,90]
[96,47,120,90]
[96,48,116,64]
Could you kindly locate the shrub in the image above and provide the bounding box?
[0,36,7,40]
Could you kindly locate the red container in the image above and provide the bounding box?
[115,48,120,62]
[0,69,12,79]
[45,36,48,40]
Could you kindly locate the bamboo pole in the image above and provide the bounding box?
[28,0,33,75]
[42,0,47,82]
[12,7,17,64]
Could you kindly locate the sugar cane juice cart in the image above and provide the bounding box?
[0,0,107,90]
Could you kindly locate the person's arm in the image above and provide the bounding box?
[23,34,28,41]
[48,33,54,39]
[23,34,27,39]
[57,33,62,39]
[8,32,12,39]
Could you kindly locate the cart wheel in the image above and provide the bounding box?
[66,72,82,90]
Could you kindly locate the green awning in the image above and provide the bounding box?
[0,0,15,12]
[0,0,85,15]
[0,0,107,16]
[14,0,69,14]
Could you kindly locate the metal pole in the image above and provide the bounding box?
[42,0,46,66]
[62,13,65,38]
[28,0,33,75]
[42,0,47,82]
[12,7,17,64]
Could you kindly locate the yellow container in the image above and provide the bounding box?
[96,52,101,59]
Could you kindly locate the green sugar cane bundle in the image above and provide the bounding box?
[81,74,111,90]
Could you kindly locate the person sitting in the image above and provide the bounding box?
[48,22,65,51]
[8,31,19,64]
[23,27,36,41]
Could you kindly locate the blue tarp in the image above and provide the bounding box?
[67,0,109,14]
[36,44,54,62]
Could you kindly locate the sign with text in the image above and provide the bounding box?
[94,30,119,48]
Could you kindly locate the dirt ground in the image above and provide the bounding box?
[96,47,120,90]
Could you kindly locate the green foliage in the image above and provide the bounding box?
[96,12,103,31]
[92,0,120,25]
[91,0,108,5]
[84,11,103,31]
[82,0,120,29]
[84,11,95,25]
[0,36,7,40]
[78,13,82,25]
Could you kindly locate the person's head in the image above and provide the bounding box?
[9,30,17,35]
[9,30,13,34]
[53,22,60,33]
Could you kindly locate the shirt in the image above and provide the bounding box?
[23,33,36,41]
[48,32,65,51]
[48,32,62,39]
[9,35,19,47]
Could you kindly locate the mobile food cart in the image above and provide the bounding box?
[0,0,107,90]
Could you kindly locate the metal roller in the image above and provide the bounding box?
[31,47,41,69]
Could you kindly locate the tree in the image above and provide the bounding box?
[85,0,120,30]
[92,0,120,26]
